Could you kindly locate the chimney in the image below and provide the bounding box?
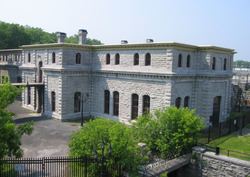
[78,29,88,45]
[121,40,128,44]
[56,32,66,43]
[146,39,154,43]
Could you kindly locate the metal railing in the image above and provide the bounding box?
[0,156,123,177]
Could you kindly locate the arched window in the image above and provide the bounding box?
[106,53,110,65]
[212,57,216,70]
[178,54,182,67]
[223,58,227,70]
[27,87,31,105]
[115,53,120,65]
[184,96,190,108]
[76,53,81,64]
[52,52,56,63]
[145,53,151,66]
[113,91,119,116]
[17,76,22,83]
[74,92,81,112]
[131,94,139,119]
[104,90,110,114]
[28,53,31,63]
[186,54,191,68]
[143,95,150,114]
[51,91,56,112]
[175,97,181,108]
[134,53,139,65]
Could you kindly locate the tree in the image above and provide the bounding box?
[234,60,250,68]
[133,107,204,159]
[0,21,102,49]
[0,83,33,159]
[69,118,143,176]
[65,34,102,45]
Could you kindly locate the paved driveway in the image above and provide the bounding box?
[21,119,80,157]
[8,101,81,157]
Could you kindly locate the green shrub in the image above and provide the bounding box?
[133,107,204,158]
[69,118,143,176]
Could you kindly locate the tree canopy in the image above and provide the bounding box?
[234,60,250,68]
[0,83,33,159]
[65,34,102,45]
[69,107,204,175]
[133,107,204,158]
[0,21,101,49]
[69,118,142,176]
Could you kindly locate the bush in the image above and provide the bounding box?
[69,118,143,176]
[0,83,33,159]
[133,107,204,158]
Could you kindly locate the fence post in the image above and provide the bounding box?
[229,118,231,134]
[42,157,45,176]
[215,147,220,155]
[84,157,87,177]
[219,122,222,137]
[240,116,243,136]
[208,125,211,143]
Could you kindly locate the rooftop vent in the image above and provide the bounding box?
[56,32,66,44]
[146,39,154,43]
[121,40,128,44]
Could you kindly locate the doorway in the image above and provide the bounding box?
[211,96,221,127]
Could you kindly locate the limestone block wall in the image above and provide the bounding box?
[171,79,194,108]
[21,70,36,110]
[91,74,171,123]
[171,49,196,74]
[93,49,172,74]
[197,51,233,74]
[194,78,231,124]
[198,151,250,177]
[43,71,61,119]
[60,71,91,120]
[62,48,92,66]
[0,65,20,83]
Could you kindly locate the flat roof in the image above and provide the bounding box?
[20,42,235,53]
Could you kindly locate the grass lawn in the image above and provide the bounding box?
[208,132,250,161]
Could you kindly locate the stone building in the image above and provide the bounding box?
[0,30,235,125]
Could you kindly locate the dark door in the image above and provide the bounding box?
[211,96,221,127]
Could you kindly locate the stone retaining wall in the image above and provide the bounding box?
[191,147,250,177]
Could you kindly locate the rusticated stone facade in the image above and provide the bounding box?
[0,30,235,125]
[189,147,250,177]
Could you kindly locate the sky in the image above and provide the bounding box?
[0,0,249,60]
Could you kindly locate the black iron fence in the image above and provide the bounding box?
[197,115,250,144]
[0,156,123,177]
[197,143,250,161]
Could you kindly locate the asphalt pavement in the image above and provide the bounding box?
[7,101,81,157]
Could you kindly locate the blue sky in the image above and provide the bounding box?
[0,0,249,60]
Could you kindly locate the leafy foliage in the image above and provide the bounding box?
[69,118,143,176]
[234,60,250,68]
[133,107,204,158]
[0,21,102,49]
[65,34,102,45]
[0,83,33,159]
